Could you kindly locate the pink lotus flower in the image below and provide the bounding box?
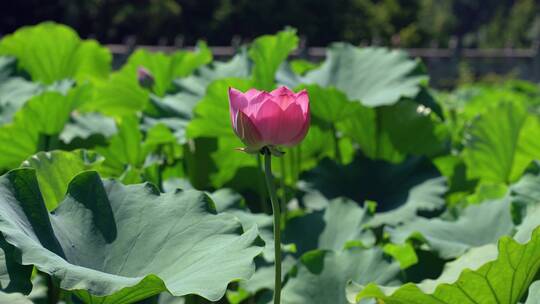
[228,86,310,152]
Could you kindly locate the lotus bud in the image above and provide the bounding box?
[137,66,154,89]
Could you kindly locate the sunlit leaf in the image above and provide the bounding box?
[0,22,111,84]
[249,29,299,90]
[348,227,540,304]
[303,44,427,106]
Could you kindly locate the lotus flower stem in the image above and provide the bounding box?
[297,145,302,177]
[331,124,342,163]
[263,148,282,304]
[279,156,288,216]
[257,154,269,213]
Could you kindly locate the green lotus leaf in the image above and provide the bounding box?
[21,150,104,210]
[0,77,43,125]
[60,112,117,145]
[84,70,148,116]
[175,50,251,97]
[0,56,16,82]
[302,155,447,226]
[463,101,540,184]
[0,88,85,170]
[85,44,211,116]
[299,84,358,123]
[282,248,401,304]
[122,43,212,97]
[387,196,514,259]
[96,116,145,174]
[283,198,374,256]
[0,291,32,304]
[511,172,540,205]
[525,281,540,304]
[0,22,111,84]
[0,234,32,294]
[0,168,262,303]
[302,43,427,107]
[347,226,540,304]
[289,59,319,75]
[249,28,299,90]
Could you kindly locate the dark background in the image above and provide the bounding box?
[1,0,539,48]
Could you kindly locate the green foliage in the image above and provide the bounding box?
[282,248,400,304]
[0,169,261,303]
[21,150,103,210]
[0,23,539,304]
[348,227,540,304]
[301,44,428,107]
[462,101,540,184]
[0,22,111,84]
[249,28,298,90]
[0,88,86,169]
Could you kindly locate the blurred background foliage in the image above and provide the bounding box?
[1,0,539,47]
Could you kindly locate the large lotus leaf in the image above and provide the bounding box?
[346,243,500,302]
[337,100,445,162]
[368,176,447,227]
[348,226,540,304]
[281,248,401,304]
[302,154,446,225]
[0,78,43,125]
[511,173,540,205]
[525,281,540,304]
[301,43,427,107]
[21,150,103,210]
[337,104,406,163]
[0,56,40,125]
[0,234,32,293]
[514,201,540,243]
[0,168,262,303]
[0,56,16,82]
[290,59,319,75]
[0,291,32,304]
[335,103,390,159]
[120,43,212,96]
[84,70,148,116]
[209,188,297,303]
[0,22,111,84]
[289,124,342,173]
[510,172,540,243]
[95,116,163,183]
[84,45,209,116]
[438,84,535,149]
[249,29,298,90]
[237,255,297,298]
[0,76,73,126]
[299,84,358,124]
[158,293,185,304]
[0,89,84,169]
[175,50,251,97]
[211,188,276,261]
[141,91,202,146]
[146,91,199,120]
[463,101,540,184]
[283,198,373,256]
[379,100,447,157]
[387,196,514,259]
[60,112,117,144]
